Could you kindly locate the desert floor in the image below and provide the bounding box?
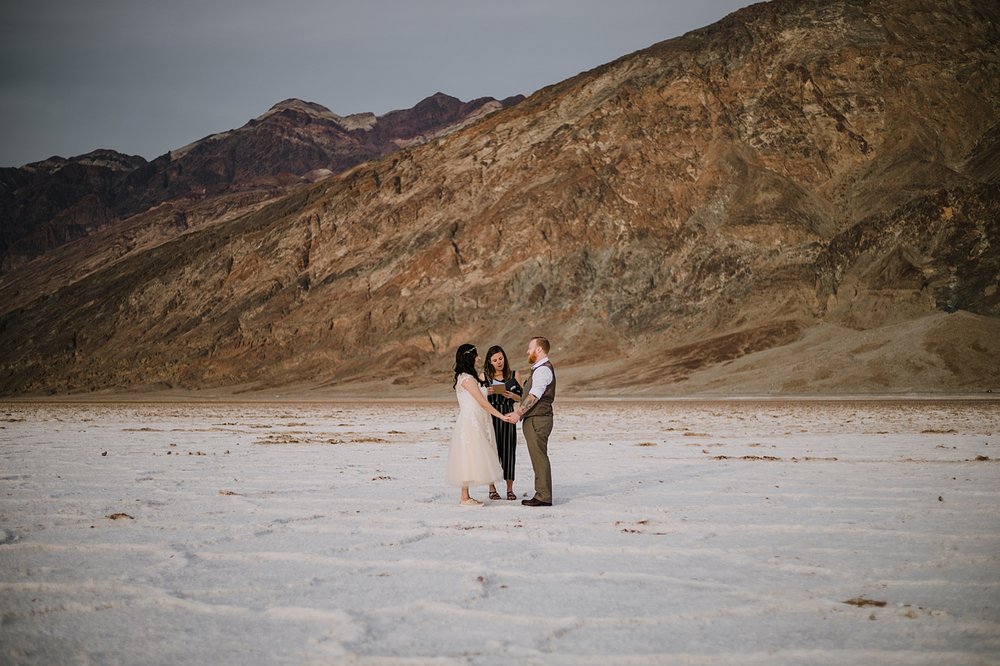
[1,399,998,665]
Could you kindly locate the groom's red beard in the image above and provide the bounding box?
[528,351,538,364]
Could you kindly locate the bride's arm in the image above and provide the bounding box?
[461,377,506,420]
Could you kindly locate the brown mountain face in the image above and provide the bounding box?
[1,0,998,397]
[0,150,146,273]
[0,93,523,274]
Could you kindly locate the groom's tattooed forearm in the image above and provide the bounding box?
[519,395,538,415]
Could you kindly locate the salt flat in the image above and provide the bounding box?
[1,400,998,665]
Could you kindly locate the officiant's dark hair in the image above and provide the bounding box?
[484,345,513,382]
[453,344,481,388]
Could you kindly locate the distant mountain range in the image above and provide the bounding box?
[0,0,997,397]
[0,92,523,273]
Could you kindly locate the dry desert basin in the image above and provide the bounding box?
[1,398,998,665]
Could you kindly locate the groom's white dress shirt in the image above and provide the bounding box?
[527,356,553,401]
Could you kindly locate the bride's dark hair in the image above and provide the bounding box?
[453,343,482,388]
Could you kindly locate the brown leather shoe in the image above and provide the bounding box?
[521,497,552,507]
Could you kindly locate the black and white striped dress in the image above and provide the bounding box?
[487,372,522,481]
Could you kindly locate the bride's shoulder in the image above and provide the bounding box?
[457,373,484,389]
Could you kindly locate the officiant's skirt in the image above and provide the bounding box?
[489,396,517,480]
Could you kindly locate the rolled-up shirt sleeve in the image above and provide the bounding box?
[527,365,553,400]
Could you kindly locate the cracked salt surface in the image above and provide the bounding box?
[1,400,998,664]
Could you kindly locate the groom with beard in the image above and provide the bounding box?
[504,337,555,507]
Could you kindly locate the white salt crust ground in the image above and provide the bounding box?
[1,400,998,665]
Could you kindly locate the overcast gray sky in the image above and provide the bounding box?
[0,0,754,167]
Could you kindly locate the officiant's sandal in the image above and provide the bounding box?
[507,491,517,500]
[489,489,501,500]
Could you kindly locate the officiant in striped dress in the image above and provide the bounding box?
[484,345,522,501]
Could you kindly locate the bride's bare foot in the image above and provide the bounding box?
[460,497,483,507]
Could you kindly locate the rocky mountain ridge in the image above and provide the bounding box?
[1,0,997,397]
[0,92,522,274]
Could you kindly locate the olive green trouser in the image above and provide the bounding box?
[522,414,553,503]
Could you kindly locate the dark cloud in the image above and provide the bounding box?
[0,0,752,167]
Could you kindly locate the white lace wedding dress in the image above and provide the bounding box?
[446,373,504,487]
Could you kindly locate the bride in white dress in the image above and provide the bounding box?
[447,344,507,506]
